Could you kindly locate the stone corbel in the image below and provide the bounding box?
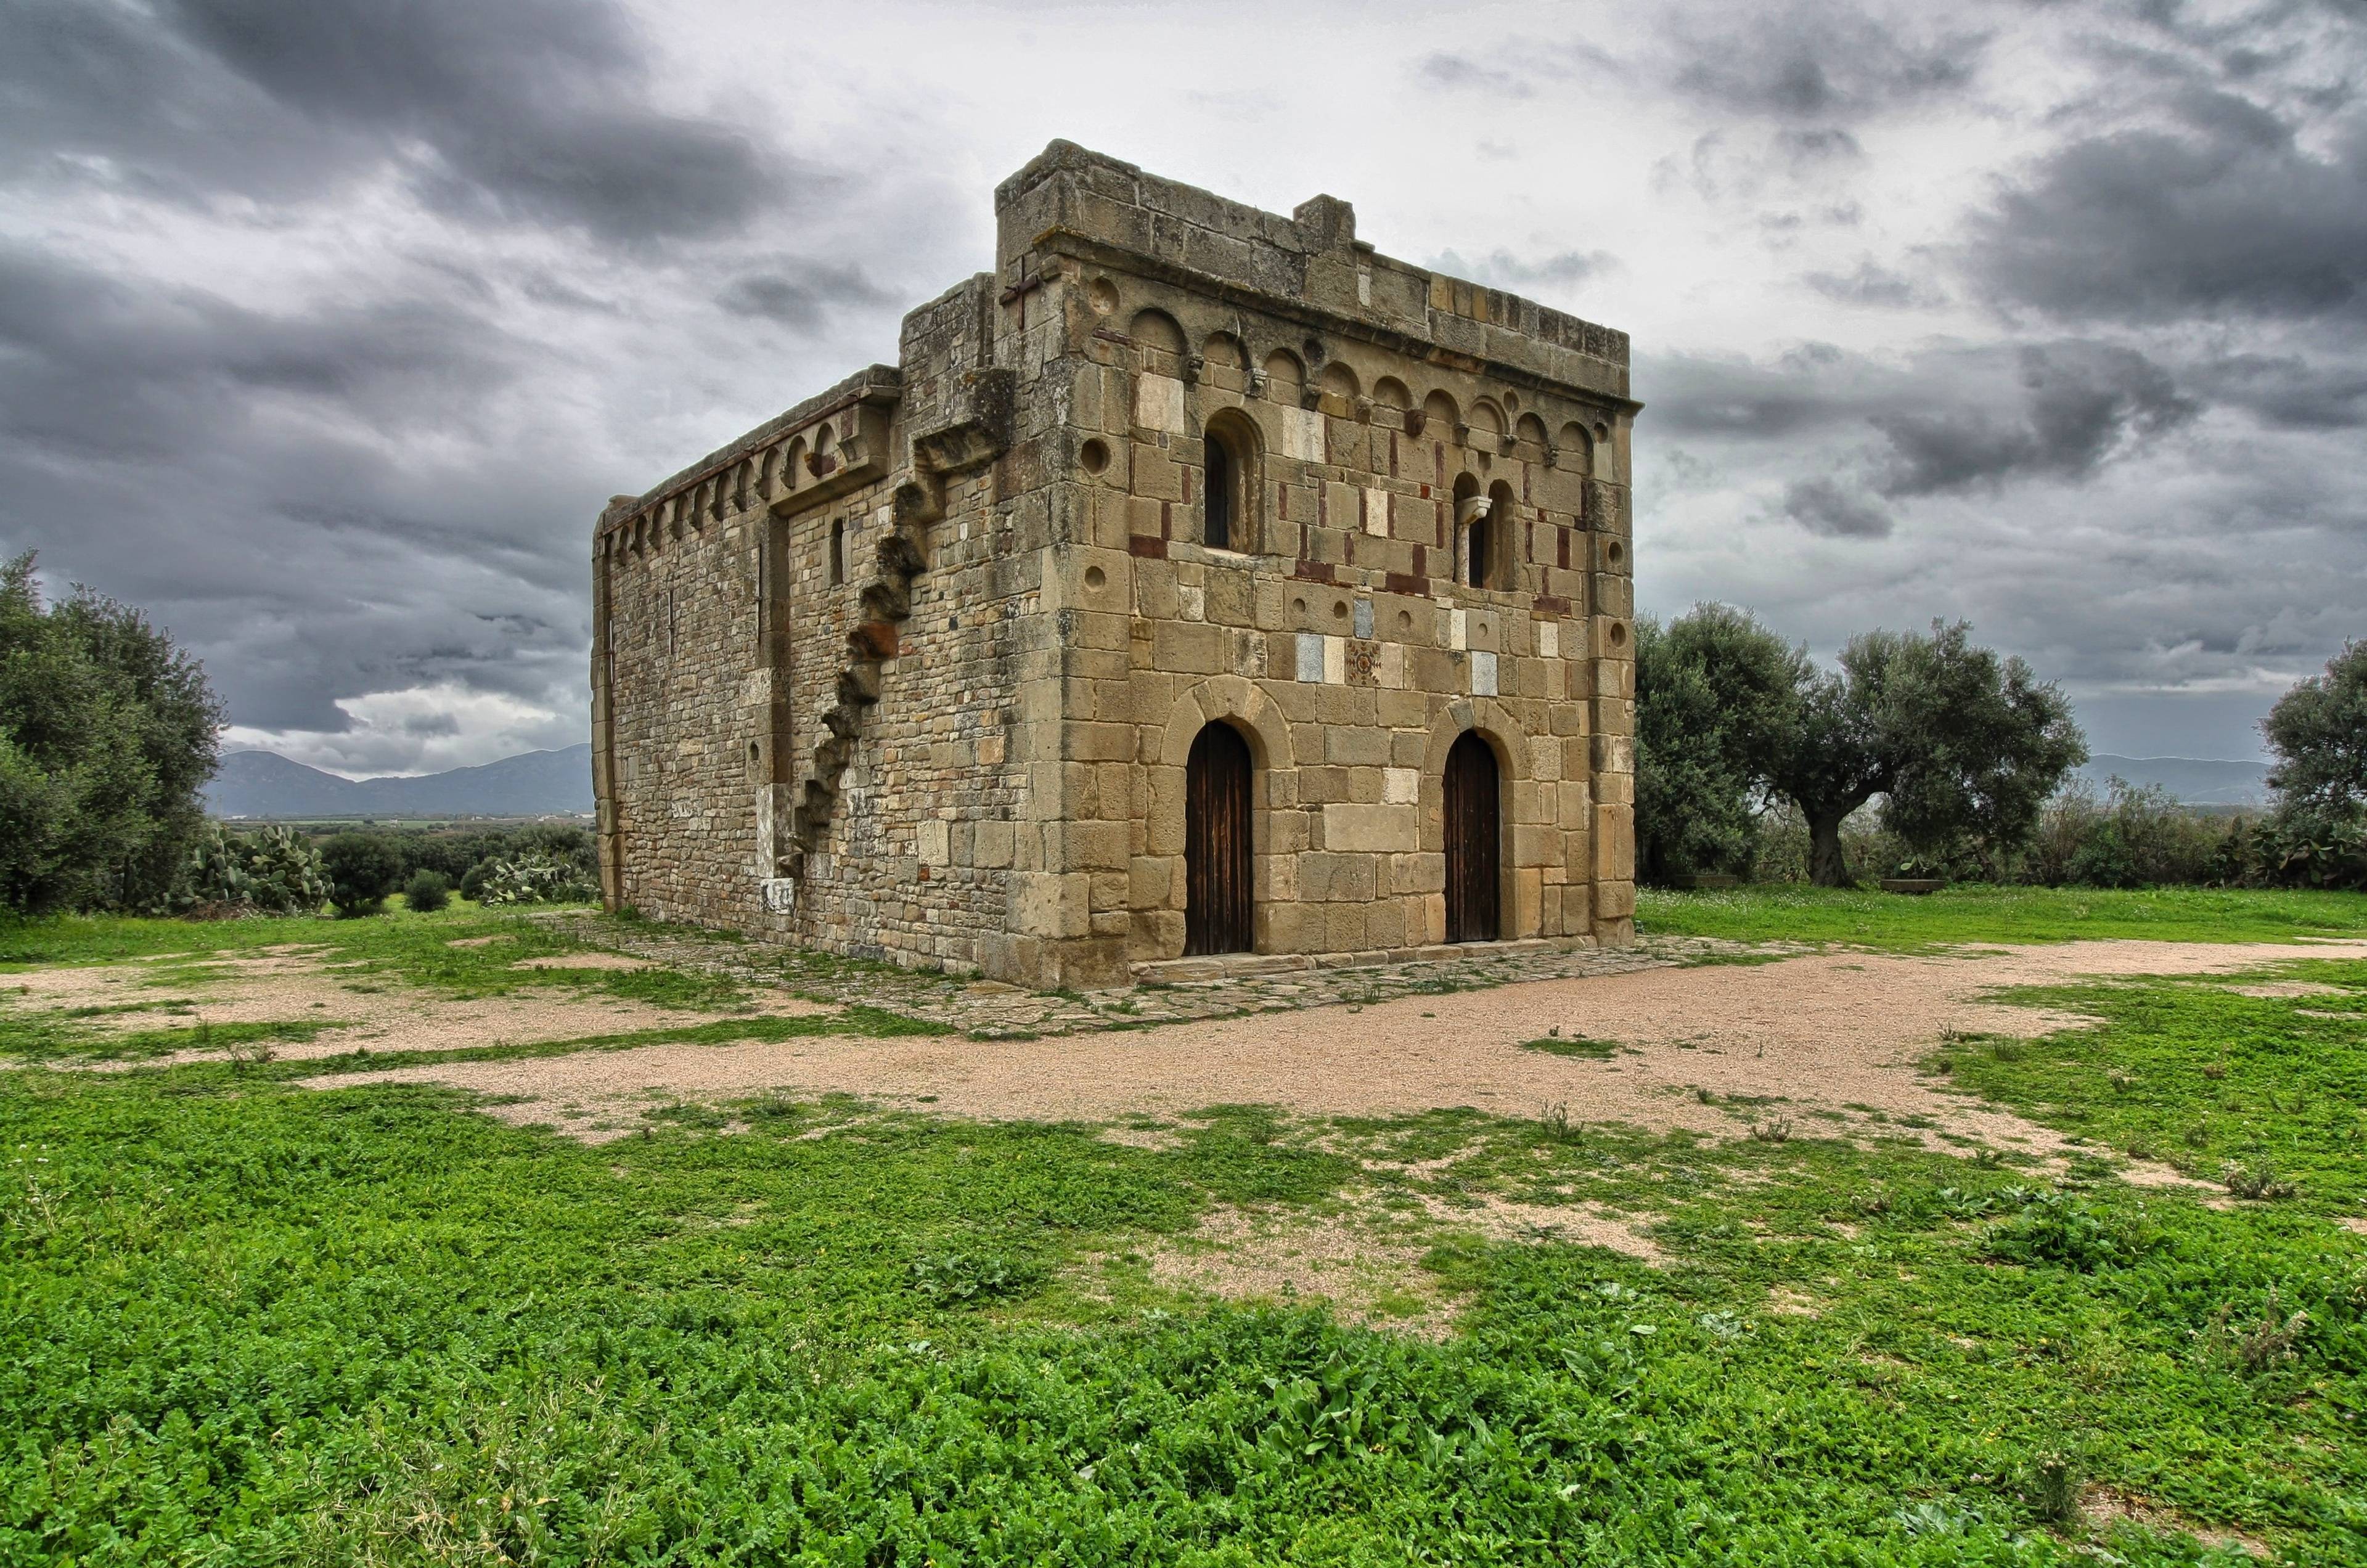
[771,397,896,518]
[1182,353,1205,386]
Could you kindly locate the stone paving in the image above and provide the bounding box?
[539,913,1759,1039]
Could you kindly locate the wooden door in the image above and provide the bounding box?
[1185,722,1253,955]
[1443,730,1500,943]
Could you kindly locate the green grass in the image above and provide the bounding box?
[3,920,2366,1561]
[1638,883,2367,951]
[0,905,741,1008]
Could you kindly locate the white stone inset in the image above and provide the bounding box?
[1538,620,1559,659]
[1472,650,1498,696]
[1282,406,1324,462]
[1382,766,1420,804]
[1323,634,1347,685]
[1134,373,1187,434]
[1296,632,1325,683]
[1363,486,1389,537]
[918,819,952,866]
[1449,607,1468,651]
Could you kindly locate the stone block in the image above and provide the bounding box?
[1015,871,1090,939]
[1322,802,1417,852]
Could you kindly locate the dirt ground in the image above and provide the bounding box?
[4,942,833,1066]
[306,938,2367,1153]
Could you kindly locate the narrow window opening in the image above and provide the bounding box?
[1205,435,1233,550]
[829,518,845,586]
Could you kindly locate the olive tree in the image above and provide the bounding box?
[1633,605,1804,881]
[0,552,223,912]
[2259,640,2367,888]
[2264,640,2367,819]
[1772,622,2085,886]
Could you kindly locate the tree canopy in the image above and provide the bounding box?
[1637,609,2087,887]
[0,553,223,913]
[1633,606,1803,880]
[2264,640,2367,822]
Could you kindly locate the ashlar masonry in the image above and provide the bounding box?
[592,142,1640,990]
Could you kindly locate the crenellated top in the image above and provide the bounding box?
[995,140,1633,407]
[595,365,902,545]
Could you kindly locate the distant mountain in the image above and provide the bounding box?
[2077,754,2271,808]
[205,745,594,819]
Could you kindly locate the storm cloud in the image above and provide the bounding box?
[2,0,2361,771]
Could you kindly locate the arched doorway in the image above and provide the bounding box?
[1443,730,1500,942]
[1185,722,1254,955]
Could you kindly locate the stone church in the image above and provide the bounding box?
[591,142,1638,990]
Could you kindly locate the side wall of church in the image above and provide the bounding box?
[593,282,1055,976]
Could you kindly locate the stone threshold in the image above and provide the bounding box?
[1129,936,1591,987]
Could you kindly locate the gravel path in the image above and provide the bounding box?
[311,938,2367,1150]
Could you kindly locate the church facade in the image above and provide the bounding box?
[592,142,1639,989]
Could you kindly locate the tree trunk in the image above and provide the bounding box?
[1808,811,1850,887]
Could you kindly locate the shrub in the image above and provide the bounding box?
[319,832,404,916]
[475,853,597,907]
[2022,778,2228,887]
[1979,1191,2153,1272]
[403,869,451,914]
[182,823,329,914]
[458,856,497,902]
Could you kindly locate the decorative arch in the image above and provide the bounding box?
[1200,330,1249,369]
[1556,422,1595,476]
[1420,388,1461,439]
[1129,308,1187,354]
[1371,375,1412,413]
[1515,412,1550,457]
[1156,676,1295,774]
[1317,361,1360,418]
[1260,348,1306,401]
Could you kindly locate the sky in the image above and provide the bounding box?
[1,0,2360,775]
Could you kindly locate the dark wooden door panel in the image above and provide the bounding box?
[1444,730,1500,943]
[1185,722,1253,955]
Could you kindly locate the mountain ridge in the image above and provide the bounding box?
[2075,753,2270,807]
[205,745,594,819]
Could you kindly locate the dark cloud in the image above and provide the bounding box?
[1648,339,2197,509]
[1781,476,1894,537]
[717,263,896,327]
[2191,353,2367,430]
[1804,258,1944,307]
[1871,343,2197,496]
[0,247,518,463]
[0,0,782,239]
[1665,4,1989,122]
[1964,86,2367,323]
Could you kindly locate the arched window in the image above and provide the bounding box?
[1201,409,1260,552]
[1484,479,1519,589]
[1452,473,1489,589]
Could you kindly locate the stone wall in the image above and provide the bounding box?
[594,141,1637,990]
